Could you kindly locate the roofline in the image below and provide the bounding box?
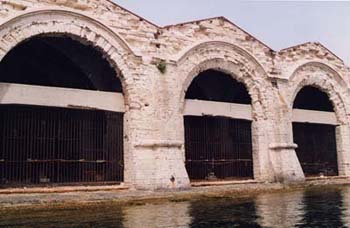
[280,42,344,62]
[109,1,343,63]
[279,42,314,52]
[162,16,224,28]
[106,0,160,28]
[162,16,273,50]
[109,1,273,50]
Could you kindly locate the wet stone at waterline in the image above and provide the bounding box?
[1,186,350,227]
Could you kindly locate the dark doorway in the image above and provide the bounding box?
[293,86,338,177]
[185,116,253,180]
[293,123,338,177]
[184,70,253,181]
[0,105,124,187]
[0,36,124,187]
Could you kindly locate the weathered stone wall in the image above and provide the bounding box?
[0,0,349,189]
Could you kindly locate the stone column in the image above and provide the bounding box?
[267,80,305,183]
[123,107,190,190]
[251,120,275,182]
[269,112,305,183]
[336,124,350,176]
[124,64,191,190]
[131,144,190,190]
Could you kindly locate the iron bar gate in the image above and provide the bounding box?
[293,123,338,176]
[0,105,124,187]
[185,116,253,180]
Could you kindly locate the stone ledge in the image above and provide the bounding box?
[1,178,350,209]
[191,179,260,187]
[0,184,128,194]
[269,143,298,150]
[134,140,183,148]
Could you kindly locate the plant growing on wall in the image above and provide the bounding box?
[156,60,167,74]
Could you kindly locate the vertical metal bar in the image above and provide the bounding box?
[1,105,125,187]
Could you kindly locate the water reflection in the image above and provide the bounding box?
[341,188,350,227]
[298,189,344,228]
[255,191,304,227]
[189,198,260,227]
[1,186,350,227]
[122,202,192,228]
[0,205,124,227]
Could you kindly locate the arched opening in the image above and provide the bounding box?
[0,36,122,92]
[0,35,124,187]
[292,86,338,177]
[184,69,253,181]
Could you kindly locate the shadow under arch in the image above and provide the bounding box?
[176,40,275,182]
[179,58,269,122]
[289,61,349,125]
[0,34,124,92]
[184,68,254,180]
[0,8,139,100]
[289,61,350,177]
[0,10,136,186]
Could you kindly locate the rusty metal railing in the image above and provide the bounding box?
[293,122,338,177]
[0,105,123,187]
[185,116,253,181]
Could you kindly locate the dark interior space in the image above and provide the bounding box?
[0,105,124,187]
[185,116,253,180]
[185,69,251,104]
[293,86,337,177]
[185,70,253,181]
[293,123,338,177]
[0,36,123,92]
[0,35,125,187]
[293,86,333,111]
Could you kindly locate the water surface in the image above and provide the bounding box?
[1,186,350,227]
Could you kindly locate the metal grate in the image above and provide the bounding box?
[0,105,124,187]
[185,116,253,181]
[293,123,338,177]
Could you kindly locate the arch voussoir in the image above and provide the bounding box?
[0,9,139,94]
[177,41,271,121]
[289,62,350,125]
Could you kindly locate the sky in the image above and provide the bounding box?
[112,0,350,64]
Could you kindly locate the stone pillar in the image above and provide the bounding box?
[251,120,275,182]
[336,125,350,176]
[269,142,305,183]
[123,66,191,190]
[268,84,305,183]
[123,111,190,190]
[131,144,190,190]
[274,115,305,182]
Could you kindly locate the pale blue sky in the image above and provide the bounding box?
[113,0,350,64]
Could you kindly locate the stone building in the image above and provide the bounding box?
[0,0,349,190]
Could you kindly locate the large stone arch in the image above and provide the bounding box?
[175,41,275,181]
[288,62,349,125]
[288,61,350,177]
[0,9,141,185]
[0,9,140,99]
[177,41,271,121]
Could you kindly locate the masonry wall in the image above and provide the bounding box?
[0,0,350,189]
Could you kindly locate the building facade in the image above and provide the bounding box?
[0,0,349,190]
